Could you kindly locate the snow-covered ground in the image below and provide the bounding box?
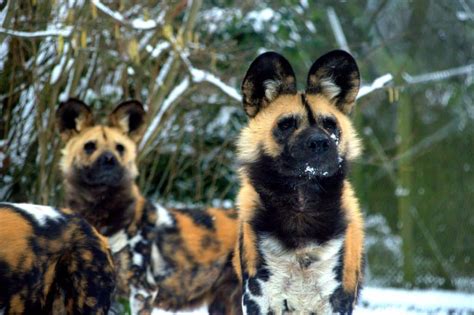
[152,287,474,315]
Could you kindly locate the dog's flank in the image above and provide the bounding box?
[234,50,364,314]
[0,203,115,315]
[56,98,241,314]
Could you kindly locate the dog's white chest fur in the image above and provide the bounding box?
[251,236,343,314]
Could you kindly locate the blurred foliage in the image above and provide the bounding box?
[0,0,473,291]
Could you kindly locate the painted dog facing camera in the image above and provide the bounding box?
[233,50,365,314]
[56,99,241,314]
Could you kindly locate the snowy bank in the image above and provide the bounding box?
[356,287,474,314]
[151,287,474,315]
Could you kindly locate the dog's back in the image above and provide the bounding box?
[0,203,115,315]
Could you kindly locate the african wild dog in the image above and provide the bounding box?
[0,203,115,314]
[56,99,242,314]
[233,50,365,314]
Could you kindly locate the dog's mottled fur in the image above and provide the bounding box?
[56,99,241,314]
[233,50,365,314]
[0,203,115,314]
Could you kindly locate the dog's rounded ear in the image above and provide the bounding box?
[108,100,146,142]
[56,98,94,141]
[242,52,297,118]
[306,50,360,114]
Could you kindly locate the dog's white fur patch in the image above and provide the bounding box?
[256,235,343,313]
[6,203,63,226]
[155,203,174,227]
[320,77,341,100]
[263,79,281,101]
[109,229,129,253]
[151,243,169,277]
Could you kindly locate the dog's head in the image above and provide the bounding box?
[57,98,146,187]
[238,50,361,182]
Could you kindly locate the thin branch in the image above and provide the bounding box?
[0,0,9,27]
[182,0,202,42]
[326,7,350,52]
[178,52,241,101]
[402,64,474,84]
[0,26,73,38]
[91,0,165,30]
[141,77,190,149]
[357,74,393,99]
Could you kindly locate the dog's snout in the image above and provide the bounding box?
[306,133,330,153]
[98,152,117,167]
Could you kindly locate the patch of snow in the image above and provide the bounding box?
[0,152,5,169]
[365,214,402,256]
[0,26,73,38]
[327,7,350,52]
[189,67,241,101]
[395,186,410,197]
[131,19,157,30]
[457,11,474,21]
[148,287,474,314]
[246,8,277,32]
[36,37,56,66]
[403,64,474,85]
[101,83,122,98]
[206,106,238,136]
[305,20,316,33]
[149,41,170,58]
[91,0,164,30]
[211,199,234,209]
[304,164,317,175]
[356,287,474,314]
[199,7,242,34]
[0,0,9,27]
[152,305,208,315]
[358,74,393,99]
[0,37,9,71]
[50,43,70,84]
[155,54,174,86]
[141,77,190,148]
[9,86,35,166]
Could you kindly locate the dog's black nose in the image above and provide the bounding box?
[306,133,330,153]
[98,152,117,167]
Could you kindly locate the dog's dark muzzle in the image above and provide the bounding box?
[291,128,340,177]
[80,152,124,186]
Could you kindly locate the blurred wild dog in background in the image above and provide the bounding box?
[233,50,365,314]
[56,99,241,314]
[0,203,115,315]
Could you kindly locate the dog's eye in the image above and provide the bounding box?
[322,117,338,135]
[116,144,125,155]
[84,141,96,155]
[277,117,298,131]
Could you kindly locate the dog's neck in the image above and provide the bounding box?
[64,177,146,237]
[244,154,348,249]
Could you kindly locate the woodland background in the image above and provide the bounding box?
[0,0,473,295]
